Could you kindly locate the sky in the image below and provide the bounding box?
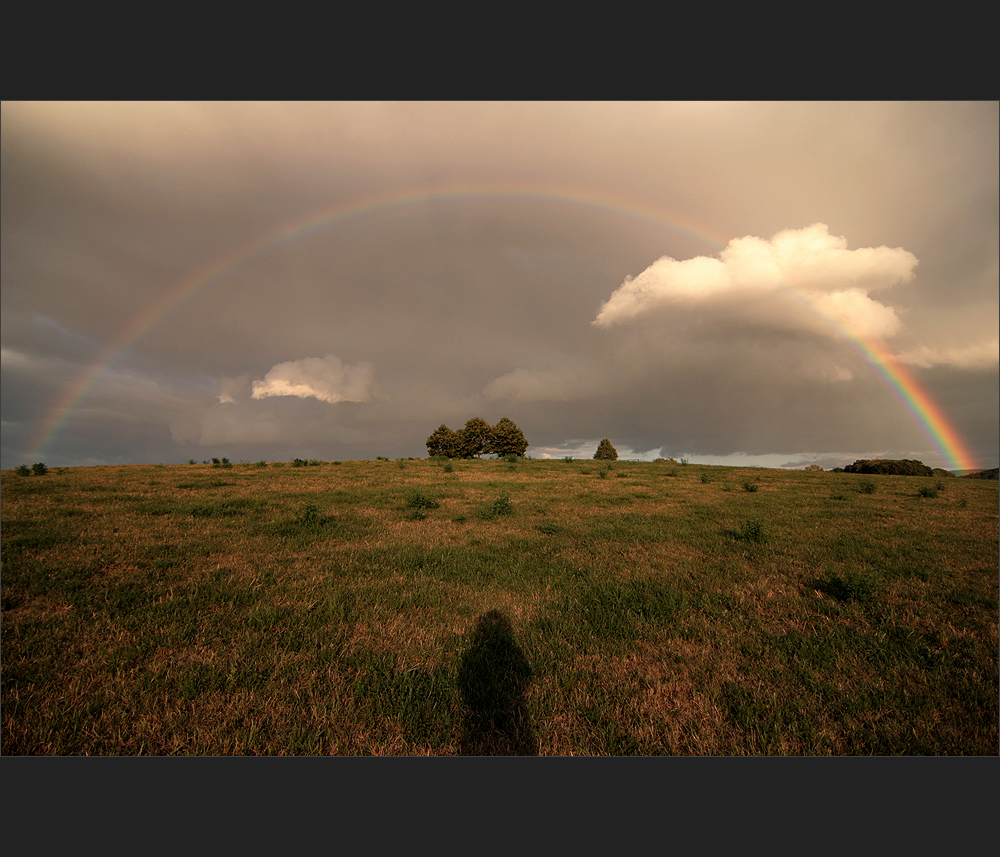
[2,101,997,472]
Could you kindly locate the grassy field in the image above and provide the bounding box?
[2,457,997,755]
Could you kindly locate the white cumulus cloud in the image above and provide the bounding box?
[593,223,917,342]
[250,355,377,404]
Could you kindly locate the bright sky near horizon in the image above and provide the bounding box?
[2,101,997,471]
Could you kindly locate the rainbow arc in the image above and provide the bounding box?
[25,184,979,472]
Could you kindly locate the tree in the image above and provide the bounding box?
[594,438,618,460]
[426,424,459,458]
[488,417,529,458]
[456,417,494,459]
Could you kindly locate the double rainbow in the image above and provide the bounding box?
[24,184,980,472]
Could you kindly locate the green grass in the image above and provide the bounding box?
[2,459,997,755]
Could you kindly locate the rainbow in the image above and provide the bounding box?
[776,277,980,474]
[24,184,980,472]
[838,335,979,473]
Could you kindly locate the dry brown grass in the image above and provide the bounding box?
[3,459,996,755]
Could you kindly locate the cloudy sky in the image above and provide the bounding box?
[2,101,997,471]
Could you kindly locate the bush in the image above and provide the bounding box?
[737,518,766,544]
[15,465,31,476]
[821,570,875,603]
[742,479,759,493]
[844,459,934,477]
[407,492,440,509]
[296,502,325,529]
[477,495,514,520]
[858,478,878,494]
[918,485,939,498]
[31,462,48,476]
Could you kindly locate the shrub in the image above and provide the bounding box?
[742,479,759,493]
[821,570,875,603]
[918,485,939,498]
[858,478,878,494]
[405,491,440,512]
[594,439,618,461]
[477,495,514,520]
[738,518,766,544]
[844,459,934,477]
[296,502,325,528]
[31,462,48,476]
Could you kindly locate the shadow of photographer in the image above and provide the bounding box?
[456,609,538,756]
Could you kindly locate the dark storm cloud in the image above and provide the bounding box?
[2,101,996,471]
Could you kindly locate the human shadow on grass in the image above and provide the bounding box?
[456,610,538,756]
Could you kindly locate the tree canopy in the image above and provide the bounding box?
[594,438,618,460]
[488,417,529,458]
[425,424,459,458]
[426,417,529,459]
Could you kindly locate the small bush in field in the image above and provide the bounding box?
[743,479,759,493]
[406,491,440,511]
[15,465,31,476]
[296,502,325,529]
[821,570,875,603]
[918,485,939,498]
[31,462,48,476]
[477,494,514,520]
[858,478,878,494]
[737,518,766,544]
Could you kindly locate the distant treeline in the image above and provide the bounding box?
[965,467,999,480]
[842,459,998,479]
[843,459,936,476]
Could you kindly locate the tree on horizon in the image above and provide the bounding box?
[488,417,529,458]
[594,438,618,460]
[426,424,459,458]
[456,417,494,459]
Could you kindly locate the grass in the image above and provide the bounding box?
[2,459,997,755]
